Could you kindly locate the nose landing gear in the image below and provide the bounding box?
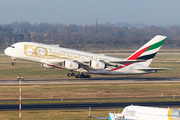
[12,58,16,66]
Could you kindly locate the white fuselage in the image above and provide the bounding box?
[4,42,154,75]
[117,105,180,120]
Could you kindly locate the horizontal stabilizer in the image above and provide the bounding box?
[136,68,171,72]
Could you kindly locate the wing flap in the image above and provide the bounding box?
[136,68,171,71]
[107,59,146,64]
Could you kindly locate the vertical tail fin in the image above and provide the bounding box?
[126,35,167,66]
[109,113,115,120]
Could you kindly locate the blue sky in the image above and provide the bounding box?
[0,0,179,25]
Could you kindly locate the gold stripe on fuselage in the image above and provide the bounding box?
[24,44,99,61]
[168,109,172,120]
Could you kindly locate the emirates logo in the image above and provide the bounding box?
[69,63,73,68]
[96,63,99,68]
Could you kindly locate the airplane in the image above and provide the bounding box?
[4,35,169,78]
[90,105,180,120]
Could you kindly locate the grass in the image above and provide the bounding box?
[0,83,180,100]
[1,98,180,105]
[0,109,123,120]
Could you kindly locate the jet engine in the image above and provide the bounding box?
[63,60,79,70]
[41,63,55,69]
[89,60,106,70]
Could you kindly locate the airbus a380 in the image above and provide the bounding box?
[4,35,169,78]
[91,105,180,120]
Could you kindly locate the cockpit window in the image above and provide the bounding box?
[11,46,15,48]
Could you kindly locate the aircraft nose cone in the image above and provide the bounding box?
[4,47,11,56]
[4,48,8,55]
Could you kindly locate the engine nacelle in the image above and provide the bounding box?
[41,63,55,69]
[63,60,79,70]
[89,60,106,70]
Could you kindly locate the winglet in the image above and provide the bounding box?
[109,113,115,120]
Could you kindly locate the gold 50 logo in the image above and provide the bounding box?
[24,44,48,57]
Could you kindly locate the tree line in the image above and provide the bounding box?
[0,21,180,51]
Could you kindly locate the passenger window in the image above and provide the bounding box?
[11,46,15,48]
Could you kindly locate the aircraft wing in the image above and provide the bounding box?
[107,59,146,64]
[73,59,146,70]
[73,59,146,64]
[92,116,141,120]
[40,58,147,71]
[136,68,171,72]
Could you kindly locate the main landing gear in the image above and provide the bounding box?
[67,72,91,78]
[75,73,91,78]
[67,72,75,77]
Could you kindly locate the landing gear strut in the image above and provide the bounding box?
[12,58,16,66]
[67,72,75,77]
[75,73,91,78]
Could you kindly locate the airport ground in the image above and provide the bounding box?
[0,108,121,120]
[0,52,180,119]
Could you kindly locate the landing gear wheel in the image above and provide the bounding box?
[87,75,91,78]
[80,74,84,78]
[83,75,87,78]
[67,72,75,77]
[67,73,72,77]
[75,73,91,78]
[12,62,16,66]
[75,74,80,78]
[71,73,75,76]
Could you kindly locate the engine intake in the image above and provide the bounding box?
[89,60,106,70]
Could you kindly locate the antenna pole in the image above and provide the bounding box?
[89,106,91,117]
[19,74,21,120]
